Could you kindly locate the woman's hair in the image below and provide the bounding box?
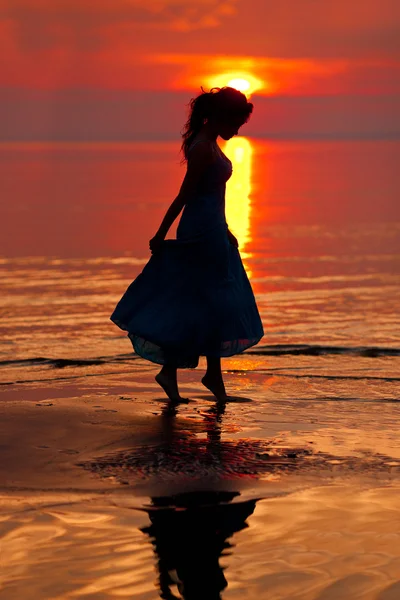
[180,86,253,162]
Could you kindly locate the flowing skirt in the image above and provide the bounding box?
[110,224,264,368]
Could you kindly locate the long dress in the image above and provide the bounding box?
[110,139,264,368]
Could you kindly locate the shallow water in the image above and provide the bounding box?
[1,139,399,364]
[0,373,400,599]
[2,484,400,600]
[1,138,399,391]
[0,139,399,598]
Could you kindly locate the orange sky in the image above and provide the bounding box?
[0,0,399,139]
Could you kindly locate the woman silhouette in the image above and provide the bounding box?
[111,86,264,402]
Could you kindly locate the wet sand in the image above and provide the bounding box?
[1,361,400,599]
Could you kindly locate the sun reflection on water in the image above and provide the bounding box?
[222,136,253,277]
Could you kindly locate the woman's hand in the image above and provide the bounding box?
[227,229,239,248]
[149,233,165,254]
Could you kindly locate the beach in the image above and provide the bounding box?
[1,138,399,599]
[1,356,400,599]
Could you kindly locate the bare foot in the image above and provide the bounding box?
[201,374,229,401]
[155,373,189,403]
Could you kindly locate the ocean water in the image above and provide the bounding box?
[0,138,399,392]
[1,139,400,600]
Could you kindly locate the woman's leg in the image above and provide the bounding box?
[155,364,187,402]
[201,356,228,401]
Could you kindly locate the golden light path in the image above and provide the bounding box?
[222,136,253,276]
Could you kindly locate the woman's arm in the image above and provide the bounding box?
[150,141,214,253]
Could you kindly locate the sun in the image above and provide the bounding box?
[207,72,264,97]
[227,78,251,92]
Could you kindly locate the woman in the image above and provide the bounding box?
[111,86,264,402]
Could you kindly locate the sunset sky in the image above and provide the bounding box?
[1,0,399,140]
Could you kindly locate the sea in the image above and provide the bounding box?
[0,138,399,391]
[1,138,400,599]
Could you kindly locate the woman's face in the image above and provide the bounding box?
[218,116,246,140]
[210,114,247,140]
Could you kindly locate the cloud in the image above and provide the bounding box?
[233,0,400,59]
[0,0,399,92]
[146,53,400,96]
[0,0,399,59]
[0,0,238,52]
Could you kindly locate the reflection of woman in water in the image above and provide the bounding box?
[140,403,257,598]
[110,86,263,403]
[141,491,257,600]
[84,402,265,599]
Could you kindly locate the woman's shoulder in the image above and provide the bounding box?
[188,137,213,152]
[187,138,215,164]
